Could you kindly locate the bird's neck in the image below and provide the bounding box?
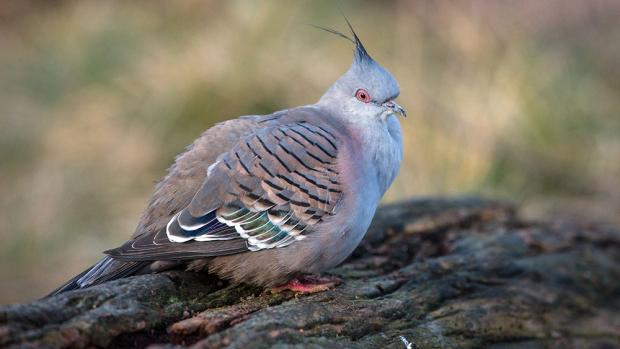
[338,114,403,197]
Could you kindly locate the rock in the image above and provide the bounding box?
[1,197,619,348]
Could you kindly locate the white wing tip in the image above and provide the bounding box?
[166,213,194,243]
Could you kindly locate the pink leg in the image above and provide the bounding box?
[270,274,342,294]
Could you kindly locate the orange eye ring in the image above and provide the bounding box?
[355,88,371,103]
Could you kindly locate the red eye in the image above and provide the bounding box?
[355,88,371,103]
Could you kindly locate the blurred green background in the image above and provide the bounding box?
[1,0,619,303]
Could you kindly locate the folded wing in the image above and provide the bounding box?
[106,121,343,261]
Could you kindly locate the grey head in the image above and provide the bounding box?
[316,18,406,121]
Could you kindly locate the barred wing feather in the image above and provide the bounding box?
[106,121,343,260]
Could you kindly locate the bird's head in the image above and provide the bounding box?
[317,18,406,121]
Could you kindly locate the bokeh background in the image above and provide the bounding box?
[1,0,619,303]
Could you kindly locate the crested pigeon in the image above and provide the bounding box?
[51,19,405,295]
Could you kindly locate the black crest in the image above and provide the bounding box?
[310,12,372,63]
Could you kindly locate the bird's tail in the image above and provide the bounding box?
[47,256,149,297]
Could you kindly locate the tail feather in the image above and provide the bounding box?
[47,256,149,297]
[47,268,92,296]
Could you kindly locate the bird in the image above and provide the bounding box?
[50,17,405,296]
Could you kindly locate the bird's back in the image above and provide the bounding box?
[132,115,262,239]
[134,105,346,239]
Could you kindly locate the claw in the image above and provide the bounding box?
[269,274,342,294]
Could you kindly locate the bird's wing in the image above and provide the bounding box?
[106,120,343,261]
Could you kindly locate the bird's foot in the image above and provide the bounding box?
[269,274,342,294]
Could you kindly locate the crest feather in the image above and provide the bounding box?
[340,12,371,63]
[309,11,372,64]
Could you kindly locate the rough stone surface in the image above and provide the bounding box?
[1,197,619,348]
